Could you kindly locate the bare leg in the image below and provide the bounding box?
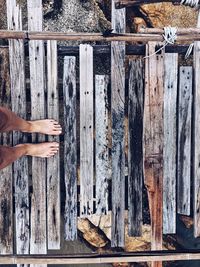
[0,142,59,170]
[0,106,62,135]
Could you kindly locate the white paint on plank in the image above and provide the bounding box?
[163,53,178,234]
[95,75,110,215]
[80,44,94,217]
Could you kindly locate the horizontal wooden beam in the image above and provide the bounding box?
[1,251,200,264]
[115,0,187,8]
[1,29,200,42]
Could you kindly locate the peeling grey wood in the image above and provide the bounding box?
[95,75,110,215]
[46,40,60,249]
[163,53,178,234]
[80,44,94,217]
[27,0,47,258]
[128,59,144,237]
[177,66,192,216]
[0,48,13,255]
[63,56,77,240]
[111,0,126,248]
[6,0,30,258]
[144,42,164,253]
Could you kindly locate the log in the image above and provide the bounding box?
[128,59,144,236]
[63,56,77,240]
[27,0,47,261]
[111,0,126,248]
[177,66,192,216]
[46,40,61,250]
[163,53,178,234]
[6,0,30,260]
[0,47,13,255]
[115,0,190,8]
[80,44,94,217]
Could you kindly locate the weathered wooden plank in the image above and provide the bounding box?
[27,0,47,259]
[128,59,144,236]
[111,0,126,248]
[0,47,13,255]
[163,53,178,234]
[46,40,60,249]
[79,44,94,217]
[6,0,30,259]
[63,56,77,240]
[95,75,110,215]
[177,66,192,216]
[143,42,164,257]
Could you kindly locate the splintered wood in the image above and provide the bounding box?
[128,59,144,237]
[95,75,110,215]
[47,40,60,249]
[163,53,178,234]
[80,44,94,217]
[27,1,47,264]
[63,56,77,240]
[144,42,164,267]
[111,0,126,248]
[0,48,13,255]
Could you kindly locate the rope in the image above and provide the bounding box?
[144,26,177,59]
[181,0,199,8]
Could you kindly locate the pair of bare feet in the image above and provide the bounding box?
[16,119,62,158]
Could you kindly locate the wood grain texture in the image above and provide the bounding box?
[143,42,164,254]
[80,44,94,217]
[27,0,47,258]
[46,40,60,250]
[0,47,13,254]
[6,0,30,258]
[95,75,110,215]
[63,56,77,240]
[177,66,192,216]
[111,0,126,248]
[163,53,178,234]
[128,59,144,237]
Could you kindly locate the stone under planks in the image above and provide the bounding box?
[47,40,61,250]
[79,44,94,217]
[177,66,192,216]
[95,75,110,215]
[63,56,77,240]
[128,59,144,237]
[163,53,178,234]
[111,0,126,248]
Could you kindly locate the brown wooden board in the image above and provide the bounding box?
[0,47,13,255]
[47,40,61,249]
[79,44,94,217]
[128,59,144,236]
[27,0,47,260]
[163,53,178,234]
[177,66,192,216]
[95,75,110,215]
[63,56,77,240]
[6,0,30,259]
[144,42,164,267]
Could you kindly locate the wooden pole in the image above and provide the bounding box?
[115,0,190,8]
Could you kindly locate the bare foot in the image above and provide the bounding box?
[16,142,59,158]
[25,120,62,135]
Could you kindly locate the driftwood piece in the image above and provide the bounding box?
[163,53,178,234]
[128,59,144,237]
[144,42,164,267]
[63,56,77,240]
[46,40,60,250]
[80,44,94,217]
[27,0,47,260]
[6,0,30,261]
[111,0,126,248]
[0,47,13,255]
[95,75,110,215]
[177,66,192,216]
